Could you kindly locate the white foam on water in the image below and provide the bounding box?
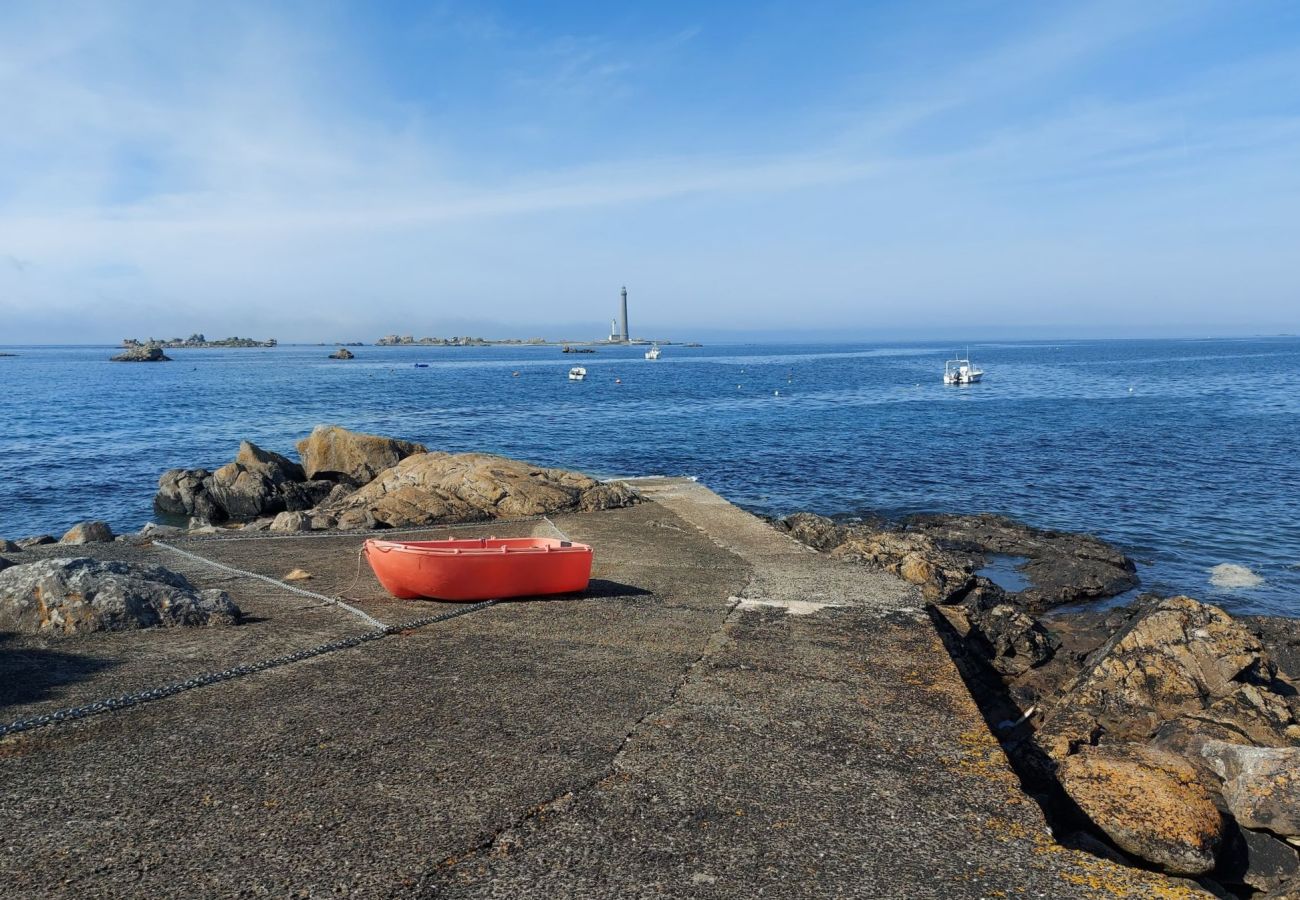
[1209,563,1264,590]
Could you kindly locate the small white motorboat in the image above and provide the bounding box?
[568,366,587,381]
[943,352,984,385]
[644,343,661,360]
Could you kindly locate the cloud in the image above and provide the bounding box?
[0,0,1296,342]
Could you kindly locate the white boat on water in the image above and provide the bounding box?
[644,343,661,360]
[943,352,984,385]
[568,366,587,381]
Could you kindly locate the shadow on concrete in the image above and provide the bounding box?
[0,633,115,710]
[924,607,1091,837]
[493,580,654,606]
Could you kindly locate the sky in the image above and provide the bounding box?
[1,0,1298,343]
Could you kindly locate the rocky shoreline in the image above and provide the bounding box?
[2,433,1296,895]
[778,510,1300,897]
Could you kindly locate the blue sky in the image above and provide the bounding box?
[1,0,1298,342]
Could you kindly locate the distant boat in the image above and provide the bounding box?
[568,366,587,381]
[644,343,661,360]
[414,363,429,368]
[943,351,983,385]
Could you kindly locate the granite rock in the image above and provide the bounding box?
[319,451,638,530]
[296,425,426,484]
[1035,595,1294,759]
[0,557,240,635]
[1202,741,1300,837]
[60,520,115,544]
[1058,743,1223,876]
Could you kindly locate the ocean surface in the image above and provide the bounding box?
[3,338,1298,617]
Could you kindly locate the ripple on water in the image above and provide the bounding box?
[2,338,1299,617]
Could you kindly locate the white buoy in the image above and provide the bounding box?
[774,389,779,396]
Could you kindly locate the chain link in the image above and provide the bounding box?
[0,517,575,740]
[0,600,496,739]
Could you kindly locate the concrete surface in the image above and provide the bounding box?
[0,479,1205,898]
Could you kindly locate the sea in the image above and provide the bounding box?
[2,338,1298,617]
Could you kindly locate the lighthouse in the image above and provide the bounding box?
[620,286,629,342]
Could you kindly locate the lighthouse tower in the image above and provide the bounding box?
[620,286,629,342]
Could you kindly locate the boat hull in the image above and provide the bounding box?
[363,537,593,601]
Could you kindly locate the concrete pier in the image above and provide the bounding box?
[0,479,1203,897]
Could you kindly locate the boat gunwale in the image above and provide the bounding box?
[364,537,593,557]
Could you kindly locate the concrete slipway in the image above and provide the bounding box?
[0,479,1203,898]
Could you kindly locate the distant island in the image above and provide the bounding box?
[122,334,277,349]
[376,334,538,346]
[375,334,697,347]
[0,352,16,357]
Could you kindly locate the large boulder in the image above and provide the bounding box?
[1035,596,1297,759]
[155,467,222,521]
[296,425,426,484]
[60,520,115,544]
[318,452,638,530]
[1058,743,1223,875]
[0,539,20,552]
[0,558,240,635]
[1202,742,1300,837]
[155,442,333,524]
[206,441,306,520]
[328,347,355,359]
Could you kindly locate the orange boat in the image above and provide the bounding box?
[363,536,593,601]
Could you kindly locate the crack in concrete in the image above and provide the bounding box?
[415,579,750,894]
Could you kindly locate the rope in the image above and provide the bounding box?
[0,600,496,740]
[153,540,387,629]
[163,514,570,544]
[0,520,574,739]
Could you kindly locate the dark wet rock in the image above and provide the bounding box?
[111,345,171,362]
[906,513,1138,611]
[156,442,324,524]
[0,539,20,553]
[775,512,846,551]
[281,478,337,512]
[1035,596,1298,760]
[778,510,1136,612]
[60,520,115,544]
[155,468,222,521]
[1217,825,1300,894]
[0,556,12,572]
[319,451,639,530]
[16,535,56,549]
[206,441,305,520]
[962,594,1060,676]
[328,347,355,359]
[1202,741,1300,837]
[0,558,240,635]
[1058,743,1224,876]
[296,425,426,484]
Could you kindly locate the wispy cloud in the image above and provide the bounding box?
[0,0,1296,341]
